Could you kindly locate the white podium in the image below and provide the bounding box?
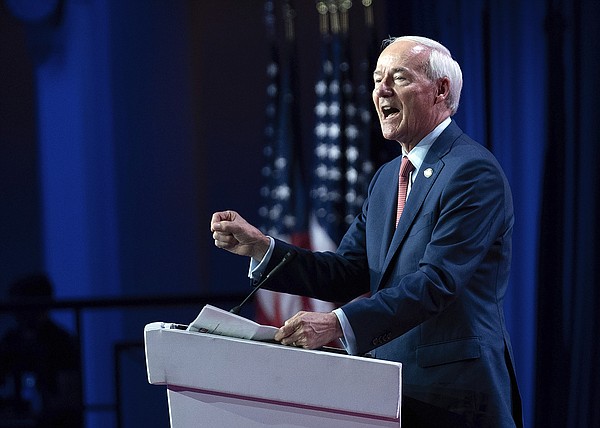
[144,322,402,427]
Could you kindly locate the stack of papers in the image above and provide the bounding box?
[186,304,278,342]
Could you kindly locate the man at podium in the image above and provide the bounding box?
[211,36,522,428]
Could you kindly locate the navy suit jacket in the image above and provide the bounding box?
[263,121,523,427]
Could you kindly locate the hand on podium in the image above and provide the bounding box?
[275,311,343,349]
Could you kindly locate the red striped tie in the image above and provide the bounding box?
[396,156,414,227]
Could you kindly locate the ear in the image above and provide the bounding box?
[435,77,450,105]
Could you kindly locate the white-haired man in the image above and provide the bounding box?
[212,36,523,427]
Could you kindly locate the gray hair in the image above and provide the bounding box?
[382,36,463,115]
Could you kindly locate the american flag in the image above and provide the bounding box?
[256,0,327,326]
[309,3,374,251]
[256,1,378,326]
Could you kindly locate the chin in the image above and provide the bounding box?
[381,128,401,141]
[379,122,402,140]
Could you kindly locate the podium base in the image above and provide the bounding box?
[167,386,400,428]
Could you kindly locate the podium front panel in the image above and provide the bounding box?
[145,322,401,427]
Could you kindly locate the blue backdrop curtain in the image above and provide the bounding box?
[385,0,599,426]
[536,0,600,427]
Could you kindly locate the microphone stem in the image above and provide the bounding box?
[230,251,295,315]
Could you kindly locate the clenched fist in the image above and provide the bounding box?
[211,210,271,260]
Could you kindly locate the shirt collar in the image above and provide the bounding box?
[403,117,451,175]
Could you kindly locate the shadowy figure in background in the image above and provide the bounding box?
[0,274,83,427]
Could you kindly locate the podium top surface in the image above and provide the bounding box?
[144,322,401,421]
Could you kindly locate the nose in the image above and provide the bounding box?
[374,80,393,97]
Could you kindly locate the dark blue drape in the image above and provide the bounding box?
[387,0,599,426]
[536,0,600,427]
[387,1,545,426]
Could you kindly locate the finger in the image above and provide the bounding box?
[274,316,298,342]
[275,312,307,344]
[281,332,303,347]
[211,211,227,226]
[274,323,294,342]
[212,230,235,241]
[273,327,286,342]
[213,217,245,236]
[210,213,223,232]
[213,234,239,249]
[210,210,237,231]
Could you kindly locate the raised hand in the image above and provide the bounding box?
[211,210,271,260]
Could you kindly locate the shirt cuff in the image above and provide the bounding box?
[248,236,275,280]
[333,308,359,356]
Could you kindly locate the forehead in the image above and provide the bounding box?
[374,41,429,73]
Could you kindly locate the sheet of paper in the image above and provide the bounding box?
[187,304,278,341]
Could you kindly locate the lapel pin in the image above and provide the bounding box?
[424,168,433,178]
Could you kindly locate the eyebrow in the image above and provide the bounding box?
[373,67,409,77]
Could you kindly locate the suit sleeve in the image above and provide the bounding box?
[258,164,391,303]
[260,236,369,303]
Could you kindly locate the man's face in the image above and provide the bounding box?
[372,41,442,150]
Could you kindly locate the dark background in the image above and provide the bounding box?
[1,1,598,427]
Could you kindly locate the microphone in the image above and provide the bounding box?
[230,251,296,315]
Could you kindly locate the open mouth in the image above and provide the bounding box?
[381,106,400,119]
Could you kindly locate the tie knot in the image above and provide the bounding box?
[400,156,414,178]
